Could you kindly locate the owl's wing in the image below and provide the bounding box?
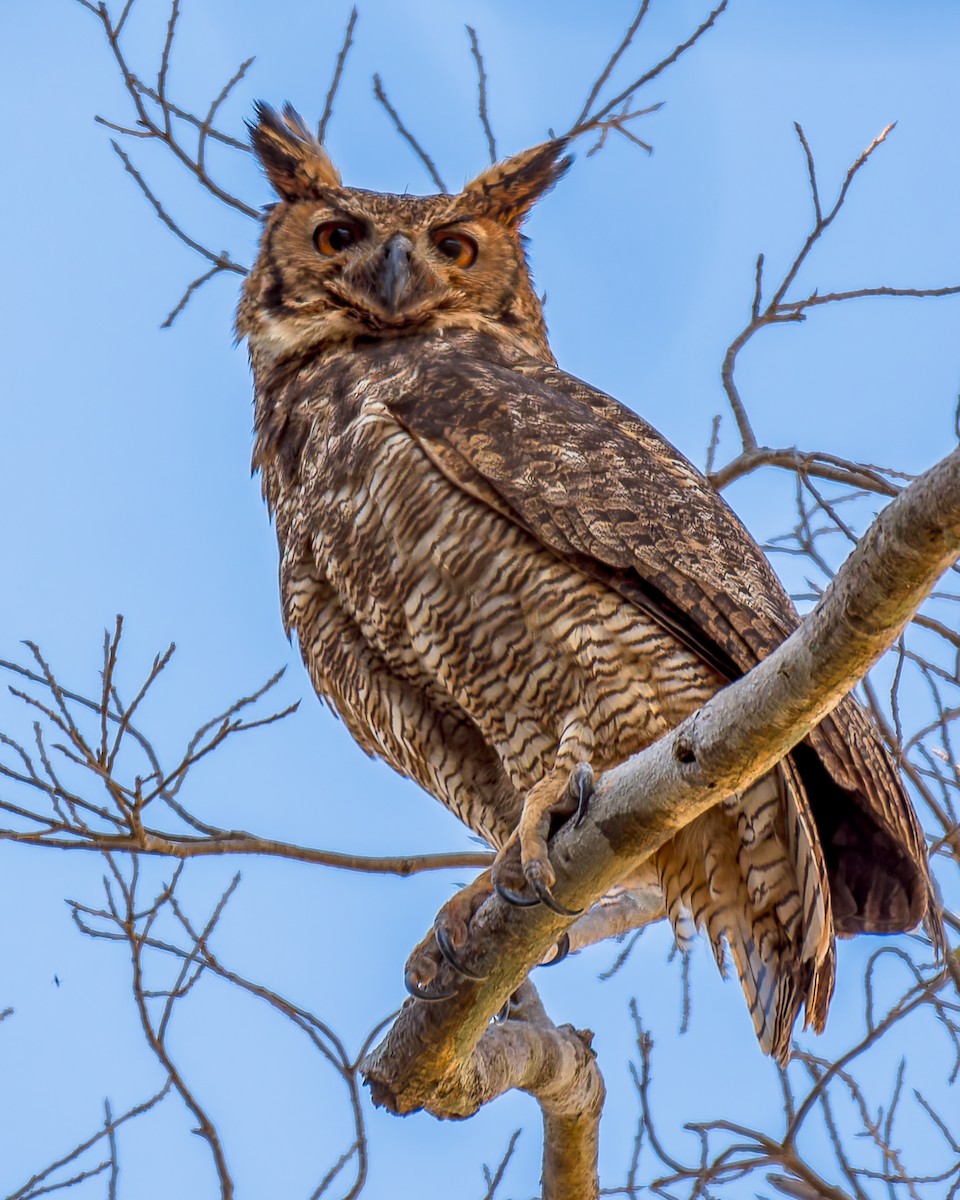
[389,344,797,676]
[384,338,936,941]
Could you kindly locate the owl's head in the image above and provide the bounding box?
[237,104,571,366]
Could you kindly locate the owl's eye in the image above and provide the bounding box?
[315,221,364,256]
[431,231,478,268]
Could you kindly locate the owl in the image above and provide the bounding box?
[237,104,936,1063]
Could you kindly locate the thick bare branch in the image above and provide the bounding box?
[363,444,960,1116]
[367,981,604,1199]
[566,885,664,954]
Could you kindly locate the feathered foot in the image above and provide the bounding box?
[493,761,593,916]
[404,874,575,1003]
[404,872,494,1001]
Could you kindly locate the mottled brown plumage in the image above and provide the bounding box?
[238,103,937,1063]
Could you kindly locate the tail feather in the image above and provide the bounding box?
[657,761,835,1063]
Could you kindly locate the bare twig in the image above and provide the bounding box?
[479,1129,522,1200]
[0,636,494,879]
[573,2,651,130]
[110,140,247,273]
[563,1,728,149]
[711,122,960,485]
[75,0,257,323]
[70,863,383,1200]
[318,6,358,144]
[5,1083,171,1200]
[466,26,497,164]
[372,74,447,192]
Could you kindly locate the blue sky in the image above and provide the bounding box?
[1,2,959,1196]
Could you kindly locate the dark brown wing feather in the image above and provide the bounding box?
[382,331,937,945]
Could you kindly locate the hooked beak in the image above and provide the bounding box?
[379,234,413,313]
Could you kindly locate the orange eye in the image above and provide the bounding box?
[432,231,477,268]
[314,220,364,256]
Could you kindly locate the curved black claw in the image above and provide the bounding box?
[541,931,571,968]
[572,763,595,827]
[493,877,540,907]
[531,877,583,917]
[403,969,458,1003]
[494,987,523,1024]
[435,926,488,982]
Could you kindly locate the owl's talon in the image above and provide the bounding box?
[493,877,540,907]
[530,877,583,917]
[402,871,495,999]
[491,849,540,907]
[435,925,488,981]
[403,968,458,1003]
[570,762,595,827]
[541,931,571,967]
[494,987,524,1024]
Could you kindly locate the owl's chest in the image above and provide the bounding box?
[308,397,540,689]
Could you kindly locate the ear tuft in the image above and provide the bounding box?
[461,139,572,227]
[248,102,342,201]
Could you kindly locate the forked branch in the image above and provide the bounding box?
[632,961,960,1198]
[0,621,492,878]
[370,2,729,186]
[562,1,728,152]
[69,857,395,1200]
[710,123,960,490]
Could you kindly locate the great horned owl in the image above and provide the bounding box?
[237,104,936,1063]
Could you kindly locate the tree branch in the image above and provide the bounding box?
[0,823,491,875]
[318,6,358,144]
[371,74,447,193]
[369,981,604,1199]
[710,123,960,489]
[466,26,497,164]
[561,1,726,153]
[363,442,960,1121]
[709,445,907,496]
[0,630,495,878]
